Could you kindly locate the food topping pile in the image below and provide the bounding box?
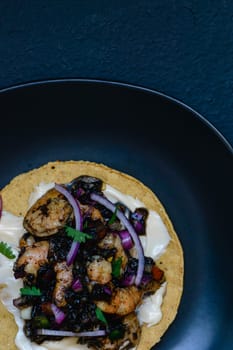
[12,176,165,350]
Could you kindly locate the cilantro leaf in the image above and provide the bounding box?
[65,226,92,243]
[83,220,88,229]
[20,286,41,296]
[109,328,125,340]
[0,241,16,259]
[112,257,123,278]
[108,204,119,225]
[95,307,108,326]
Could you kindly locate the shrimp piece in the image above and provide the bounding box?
[23,188,73,237]
[19,233,35,248]
[53,261,73,307]
[86,255,112,284]
[96,286,143,316]
[91,207,104,221]
[122,311,141,348]
[79,203,104,222]
[142,279,161,295]
[98,233,128,270]
[14,241,49,277]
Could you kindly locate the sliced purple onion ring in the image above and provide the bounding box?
[118,230,134,250]
[121,273,135,287]
[66,240,80,266]
[90,193,145,286]
[55,183,83,230]
[55,183,83,265]
[37,329,106,337]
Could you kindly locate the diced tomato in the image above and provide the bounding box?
[152,265,164,281]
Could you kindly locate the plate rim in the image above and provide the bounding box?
[0,77,232,349]
[0,77,232,153]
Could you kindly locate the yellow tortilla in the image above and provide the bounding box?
[0,160,184,350]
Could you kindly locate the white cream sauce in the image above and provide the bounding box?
[137,282,167,327]
[0,182,171,350]
[28,182,55,208]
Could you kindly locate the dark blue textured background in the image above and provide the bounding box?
[0,3,233,350]
[0,0,232,145]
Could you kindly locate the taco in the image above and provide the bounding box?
[0,160,183,350]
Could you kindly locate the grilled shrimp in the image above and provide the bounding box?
[121,311,141,349]
[98,233,128,270]
[79,202,104,222]
[142,279,161,295]
[53,261,73,307]
[96,286,143,316]
[19,233,35,248]
[23,188,73,237]
[14,241,49,277]
[87,255,112,284]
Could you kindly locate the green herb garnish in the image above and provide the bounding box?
[108,204,119,225]
[34,315,50,328]
[112,257,123,278]
[65,225,92,243]
[0,241,15,259]
[20,286,42,296]
[95,307,108,326]
[109,328,125,340]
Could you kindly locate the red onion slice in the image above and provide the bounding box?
[103,286,112,295]
[118,230,134,250]
[55,184,83,265]
[51,303,66,324]
[55,184,83,230]
[66,240,80,266]
[90,193,145,286]
[72,278,83,292]
[121,273,135,287]
[37,329,106,337]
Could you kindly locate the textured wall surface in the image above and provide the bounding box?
[0,0,232,145]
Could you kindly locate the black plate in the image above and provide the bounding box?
[0,79,232,350]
